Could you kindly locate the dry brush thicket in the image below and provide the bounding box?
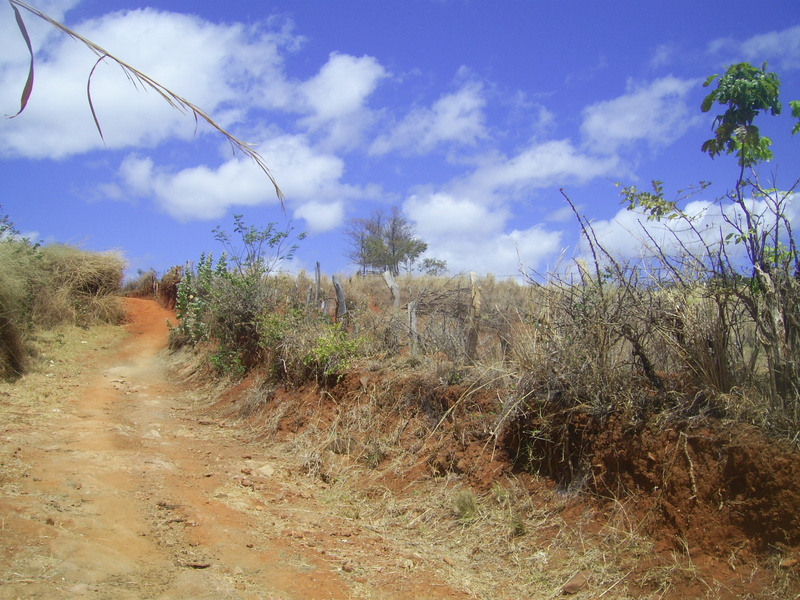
[160,251,800,498]
[160,256,799,436]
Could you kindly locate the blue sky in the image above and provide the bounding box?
[1,0,799,280]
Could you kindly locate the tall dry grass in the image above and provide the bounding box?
[0,237,125,378]
[34,244,125,326]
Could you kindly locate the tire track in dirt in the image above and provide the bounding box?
[0,298,468,599]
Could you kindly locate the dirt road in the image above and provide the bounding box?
[0,299,467,599]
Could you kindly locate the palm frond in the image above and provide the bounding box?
[4,0,284,205]
[4,1,34,118]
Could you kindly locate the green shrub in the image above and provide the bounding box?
[254,310,363,386]
[170,216,309,375]
[209,346,246,377]
[302,323,362,382]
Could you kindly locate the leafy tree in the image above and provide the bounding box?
[345,207,429,276]
[621,62,800,419]
[381,207,428,276]
[419,257,448,276]
[345,215,384,276]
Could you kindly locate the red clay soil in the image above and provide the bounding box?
[3,297,800,599]
[0,298,468,599]
[219,363,800,599]
[588,415,800,554]
[498,405,800,552]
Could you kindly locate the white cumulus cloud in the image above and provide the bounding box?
[740,25,800,69]
[709,25,800,71]
[405,192,508,236]
[404,192,562,276]
[370,80,488,155]
[115,134,359,228]
[298,52,387,149]
[118,154,277,221]
[294,201,345,233]
[580,76,699,154]
[465,139,620,198]
[258,134,346,202]
[300,52,387,122]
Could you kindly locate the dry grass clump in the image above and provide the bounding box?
[308,466,655,598]
[32,244,125,327]
[341,271,526,368]
[452,488,480,524]
[0,312,25,379]
[38,244,123,296]
[0,242,36,378]
[0,237,124,379]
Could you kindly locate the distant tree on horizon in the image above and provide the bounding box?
[345,206,430,277]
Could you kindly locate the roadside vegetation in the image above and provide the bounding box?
[153,62,800,439]
[0,210,124,379]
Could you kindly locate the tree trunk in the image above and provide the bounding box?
[383,271,401,312]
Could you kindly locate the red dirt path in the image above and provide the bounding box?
[0,298,467,599]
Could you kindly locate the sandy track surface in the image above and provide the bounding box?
[0,298,467,599]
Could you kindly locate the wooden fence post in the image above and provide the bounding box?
[465,272,481,363]
[332,275,348,324]
[408,299,419,354]
[315,261,322,307]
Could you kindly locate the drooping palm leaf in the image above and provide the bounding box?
[87,54,108,142]
[4,2,34,118]
[3,0,284,205]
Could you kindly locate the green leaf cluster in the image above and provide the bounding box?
[619,180,710,223]
[213,214,305,279]
[701,62,789,167]
[302,322,362,380]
